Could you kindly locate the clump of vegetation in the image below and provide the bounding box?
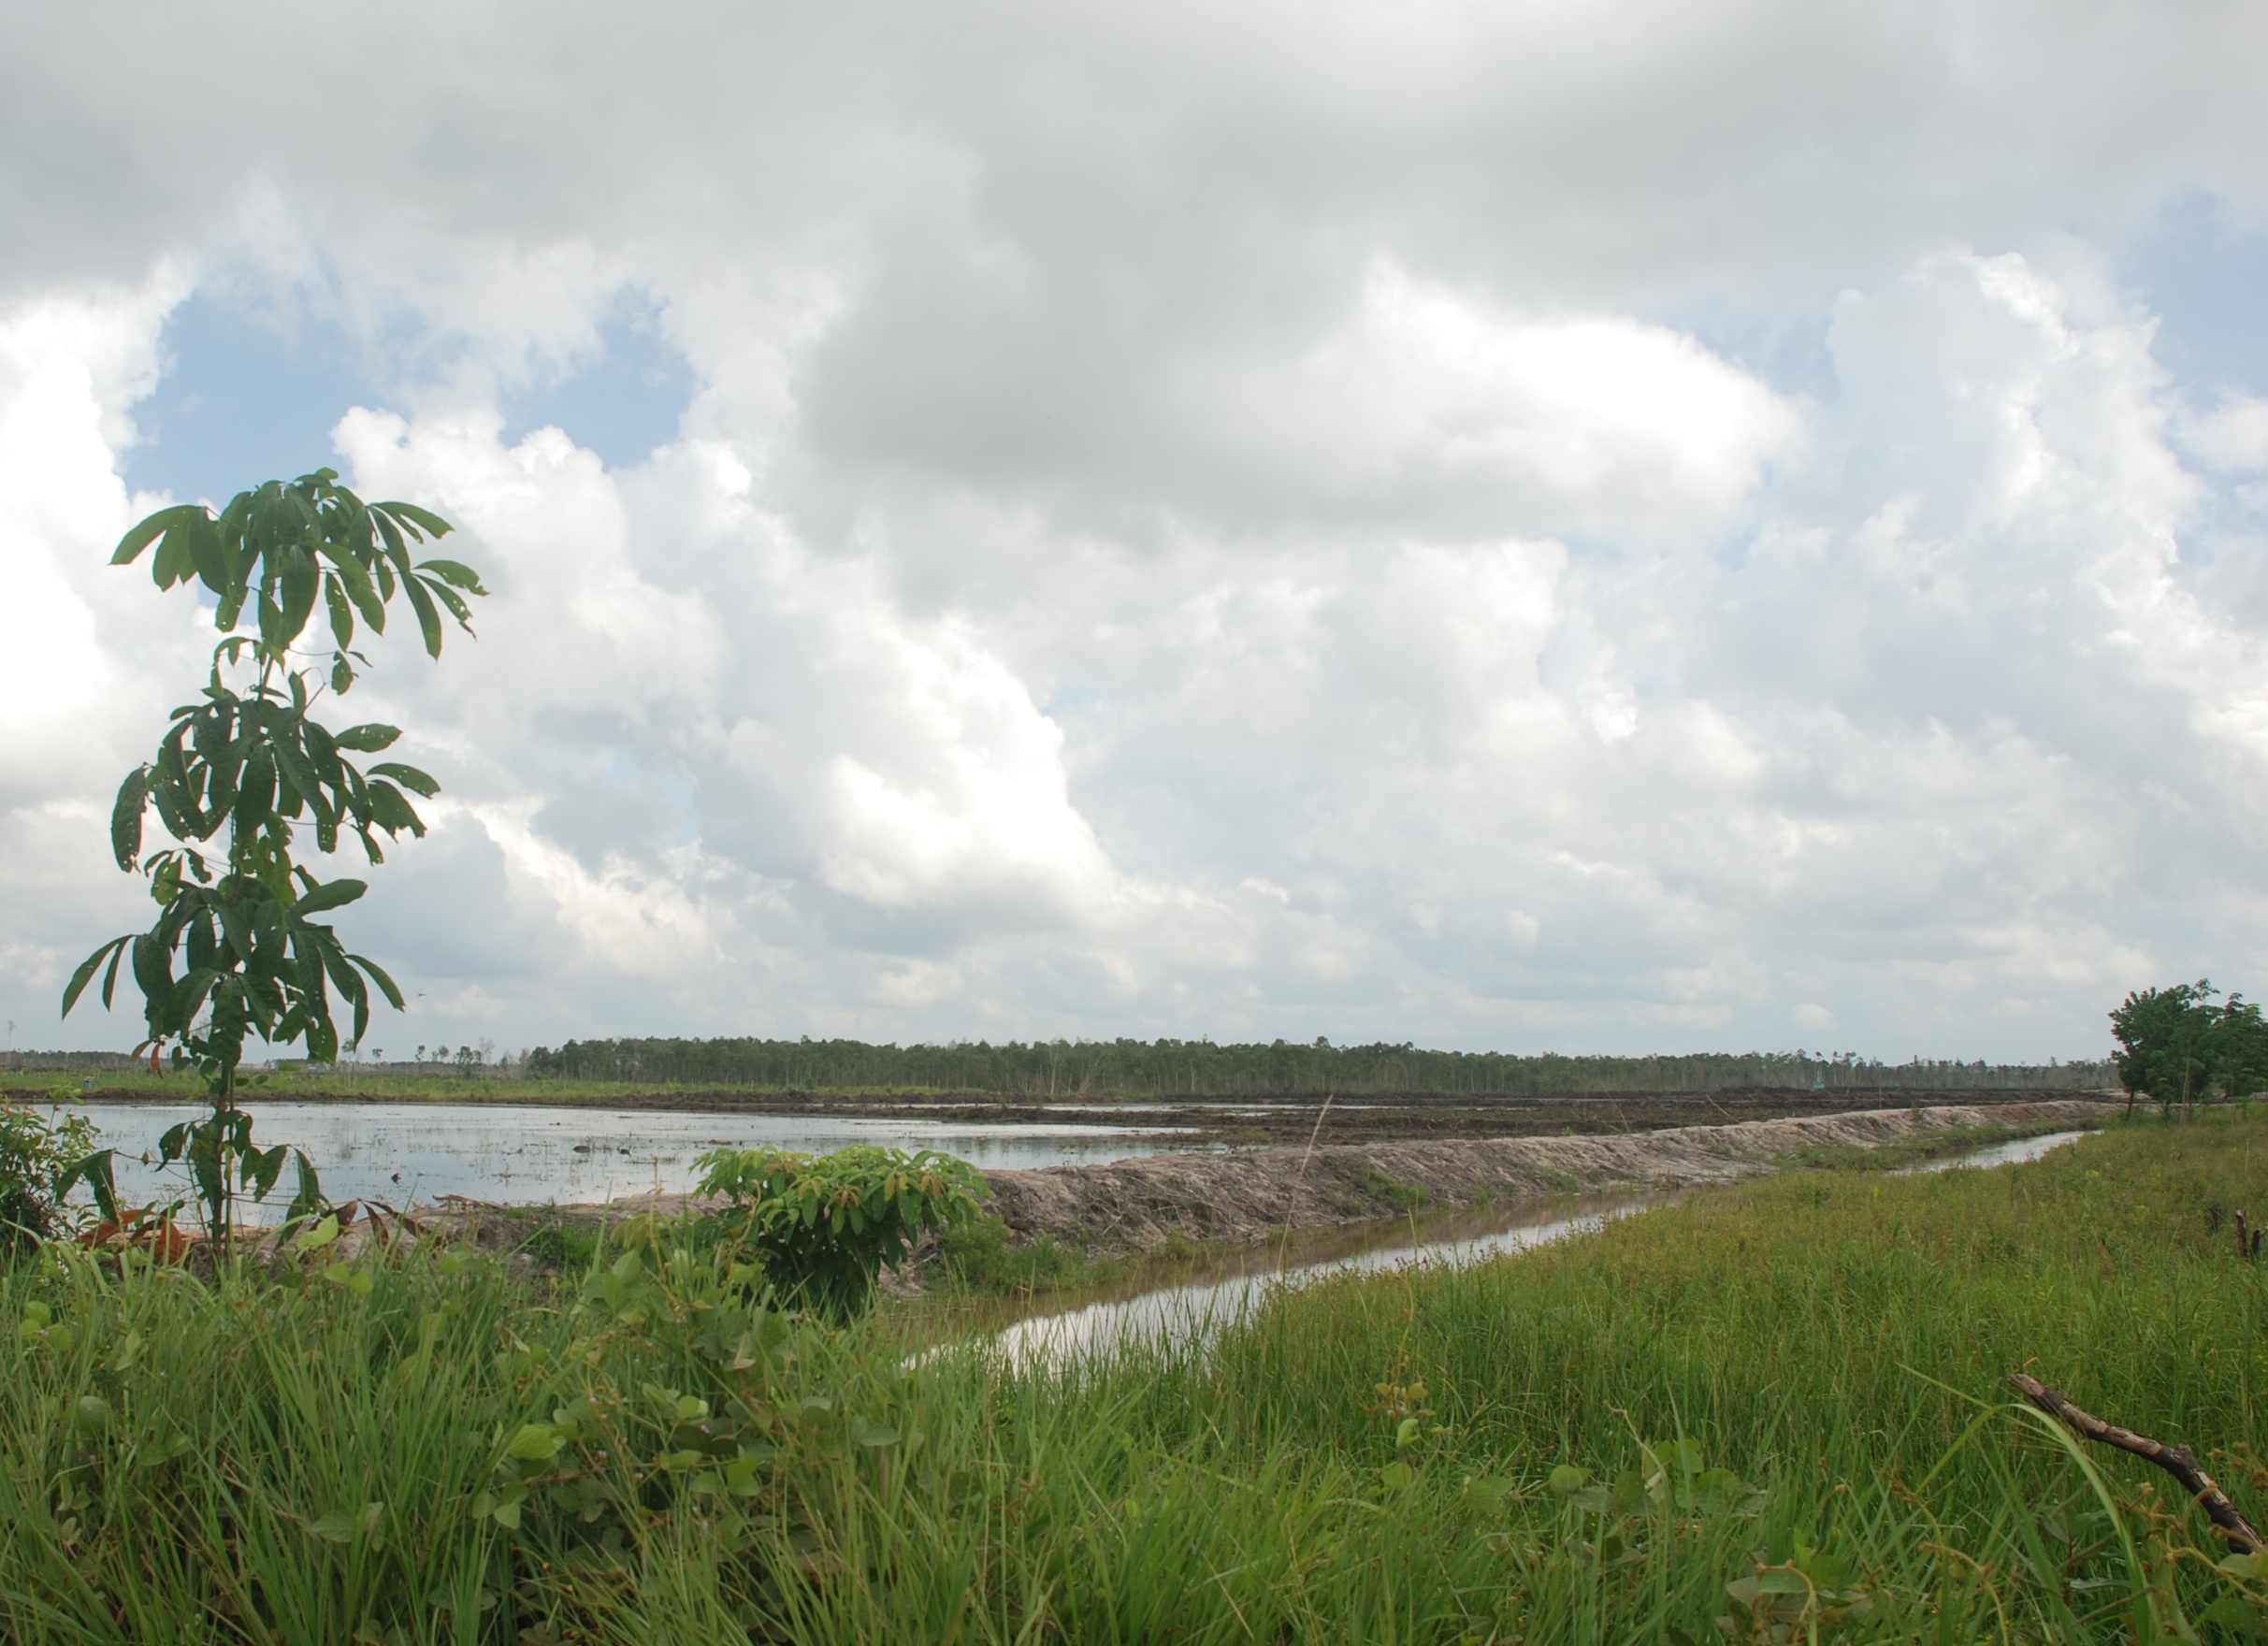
[694,1145,985,1320]
[0,1098,95,1254]
[936,1212,1099,1296]
[512,1213,602,1273]
[1342,1157,1433,1213]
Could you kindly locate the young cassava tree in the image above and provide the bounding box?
[60,470,484,1242]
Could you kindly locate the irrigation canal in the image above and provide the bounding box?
[975,1130,2092,1369]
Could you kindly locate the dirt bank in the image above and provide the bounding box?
[980,1100,2117,1255]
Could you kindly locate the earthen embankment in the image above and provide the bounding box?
[980,1101,2116,1255]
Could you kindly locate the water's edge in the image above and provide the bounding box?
[975,1128,2093,1369]
[980,1101,2117,1257]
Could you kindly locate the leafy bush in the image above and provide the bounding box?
[0,1099,96,1255]
[694,1145,985,1319]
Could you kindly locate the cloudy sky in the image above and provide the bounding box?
[4,0,2266,1061]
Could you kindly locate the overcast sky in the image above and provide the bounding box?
[4,0,2267,1061]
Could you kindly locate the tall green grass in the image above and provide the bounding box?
[4,1113,2265,1642]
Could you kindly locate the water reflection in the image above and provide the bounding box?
[986,1198,1653,1371]
[1900,1130,2086,1174]
[73,1102,1187,1220]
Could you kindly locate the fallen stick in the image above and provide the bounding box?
[2009,1373,2264,1554]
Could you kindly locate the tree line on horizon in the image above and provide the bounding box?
[517,1036,2113,1097]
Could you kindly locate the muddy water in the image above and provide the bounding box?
[981,1127,2096,1371]
[1899,1129,2086,1174]
[70,1101,1193,1219]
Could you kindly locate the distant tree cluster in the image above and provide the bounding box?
[522,1036,2111,1098]
[2108,980,2268,1117]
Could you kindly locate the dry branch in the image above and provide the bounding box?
[2009,1373,2265,1554]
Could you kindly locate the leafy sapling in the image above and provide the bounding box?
[59,470,484,1246]
[695,1145,987,1320]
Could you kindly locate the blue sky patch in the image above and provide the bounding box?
[2130,193,2268,398]
[123,288,697,503]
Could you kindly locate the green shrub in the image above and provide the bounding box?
[694,1144,985,1320]
[0,1098,96,1256]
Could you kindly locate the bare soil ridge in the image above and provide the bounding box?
[981,1100,2117,1255]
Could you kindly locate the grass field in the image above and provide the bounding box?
[3,1109,2262,1642]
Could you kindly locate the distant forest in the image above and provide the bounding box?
[517,1037,2114,1097]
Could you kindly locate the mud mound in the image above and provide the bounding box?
[981,1100,2116,1255]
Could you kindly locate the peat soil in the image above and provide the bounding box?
[24,1082,2116,1146]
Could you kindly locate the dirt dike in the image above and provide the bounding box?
[979,1100,2118,1256]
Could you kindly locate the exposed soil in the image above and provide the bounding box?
[979,1099,2117,1255]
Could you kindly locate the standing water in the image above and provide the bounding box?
[1899,1130,2087,1174]
[71,1101,1194,1218]
[981,1198,1654,1371]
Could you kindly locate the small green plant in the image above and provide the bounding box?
[695,1145,986,1320]
[1716,1534,1875,1642]
[58,472,483,1245]
[0,1098,96,1254]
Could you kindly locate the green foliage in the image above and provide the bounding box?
[695,1145,986,1320]
[2108,978,2268,1112]
[0,1101,96,1255]
[60,471,483,1236]
[5,1118,2268,1639]
[936,1212,1098,1297]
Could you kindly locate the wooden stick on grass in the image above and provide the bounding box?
[2009,1373,2265,1554]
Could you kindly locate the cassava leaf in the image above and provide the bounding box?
[402,573,443,658]
[368,761,440,798]
[366,781,426,836]
[380,501,453,539]
[61,937,129,1018]
[110,767,148,871]
[416,556,486,592]
[331,723,401,753]
[111,505,196,566]
[293,879,368,916]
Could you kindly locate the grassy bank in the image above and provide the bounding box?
[4,1112,2265,1641]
